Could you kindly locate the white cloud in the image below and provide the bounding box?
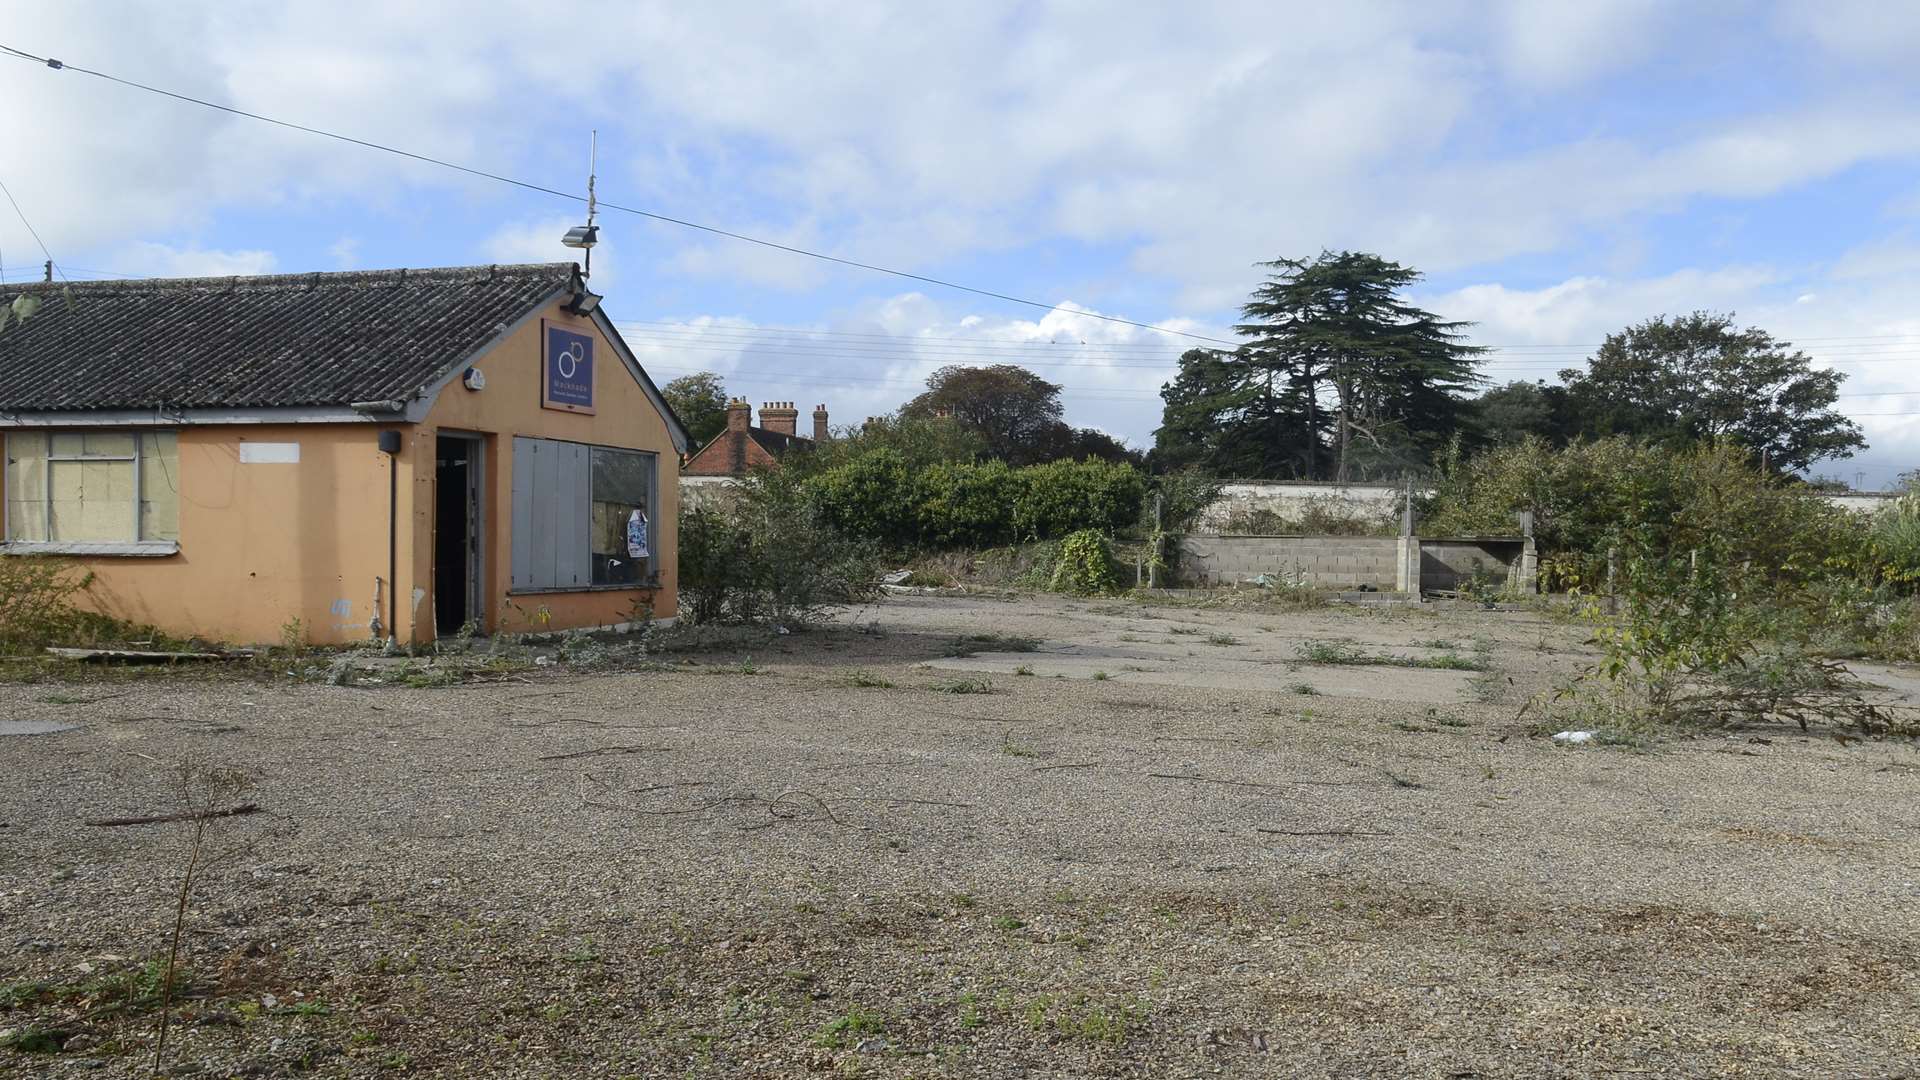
[106,242,278,278]
[620,291,1210,448]
[1493,0,1676,90]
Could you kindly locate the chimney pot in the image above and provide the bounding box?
[760,400,799,437]
[812,402,830,442]
[726,398,751,433]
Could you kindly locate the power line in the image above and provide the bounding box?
[0,173,62,283]
[4,39,1912,407]
[0,41,1232,347]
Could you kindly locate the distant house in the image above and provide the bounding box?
[0,263,690,646]
[681,399,828,477]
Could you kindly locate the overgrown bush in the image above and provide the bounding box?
[801,449,1145,552]
[913,460,1019,548]
[806,447,917,548]
[677,506,750,626]
[1566,550,1914,736]
[0,557,98,654]
[1048,530,1119,595]
[1010,459,1146,542]
[677,467,885,626]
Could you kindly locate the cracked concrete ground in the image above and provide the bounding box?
[3,591,1918,1078]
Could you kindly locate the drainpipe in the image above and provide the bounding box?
[377,430,403,648]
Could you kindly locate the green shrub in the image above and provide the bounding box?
[1013,459,1146,541]
[805,447,916,548]
[678,506,751,625]
[1049,530,1119,595]
[677,468,885,626]
[0,557,98,654]
[914,459,1019,548]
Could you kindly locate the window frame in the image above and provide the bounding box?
[508,436,660,594]
[588,444,658,588]
[2,429,182,555]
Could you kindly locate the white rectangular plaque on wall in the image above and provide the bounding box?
[238,442,301,464]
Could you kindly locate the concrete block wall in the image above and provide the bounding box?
[1419,539,1525,591]
[1175,535,1401,589]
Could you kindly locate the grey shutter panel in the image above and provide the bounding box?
[560,441,591,588]
[511,437,535,589]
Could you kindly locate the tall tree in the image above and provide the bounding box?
[1151,347,1321,478]
[1235,251,1484,481]
[1558,312,1865,473]
[901,364,1066,465]
[1469,380,1574,446]
[661,372,731,447]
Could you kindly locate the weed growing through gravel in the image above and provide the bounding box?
[944,633,1041,657]
[842,670,894,689]
[931,676,994,694]
[1285,681,1319,696]
[1092,671,1111,681]
[1168,626,1202,636]
[1295,639,1488,671]
[1205,633,1241,646]
[814,1006,883,1048]
[1014,665,1035,676]
[999,733,1038,758]
[1022,993,1144,1045]
[993,915,1026,931]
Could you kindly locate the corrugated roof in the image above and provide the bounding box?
[0,263,579,412]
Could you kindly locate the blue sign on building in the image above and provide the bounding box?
[543,324,595,412]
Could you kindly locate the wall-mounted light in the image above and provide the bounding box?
[564,290,602,316]
[462,367,487,392]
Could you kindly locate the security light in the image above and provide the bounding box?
[561,225,599,249]
[564,289,602,316]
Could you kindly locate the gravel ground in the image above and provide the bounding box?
[3,592,1919,1078]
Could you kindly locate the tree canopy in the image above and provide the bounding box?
[1557,312,1864,473]
[661,372,731,448]
[898,364,1132,465]
[1153,251,1483,481]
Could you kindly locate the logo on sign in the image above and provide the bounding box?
[543,324,595,412]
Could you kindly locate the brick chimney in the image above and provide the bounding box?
[812,403,829,442]
[761,401,799,436]
[726,398,751,433]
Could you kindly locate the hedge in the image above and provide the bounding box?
[804,453,1145,550]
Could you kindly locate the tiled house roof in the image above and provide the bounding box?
[0,263,580,412]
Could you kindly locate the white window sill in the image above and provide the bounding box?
[1,541,180,557]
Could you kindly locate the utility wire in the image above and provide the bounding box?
[0,42,1232,347]
[4,42,1911,417]
[0,173,63,283]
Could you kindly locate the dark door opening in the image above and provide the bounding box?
[434,435,481,636]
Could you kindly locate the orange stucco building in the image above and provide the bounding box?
[0,263,689,646]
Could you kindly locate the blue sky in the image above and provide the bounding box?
[4,2,1919,484]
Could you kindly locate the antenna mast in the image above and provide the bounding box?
[560,131,602,280]
[585,130,598,279]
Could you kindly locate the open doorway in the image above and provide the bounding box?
[434,434,483,637]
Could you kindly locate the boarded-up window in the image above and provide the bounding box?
[510,436,656,592]
[5,431,179,544]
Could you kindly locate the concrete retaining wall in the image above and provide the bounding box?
[1177,533,1535,594]
[1175,535,1402,589]
[1196,482,1403,533]
[1420,539,1525,591]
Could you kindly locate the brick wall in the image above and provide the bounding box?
[1175,535,1402,589]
